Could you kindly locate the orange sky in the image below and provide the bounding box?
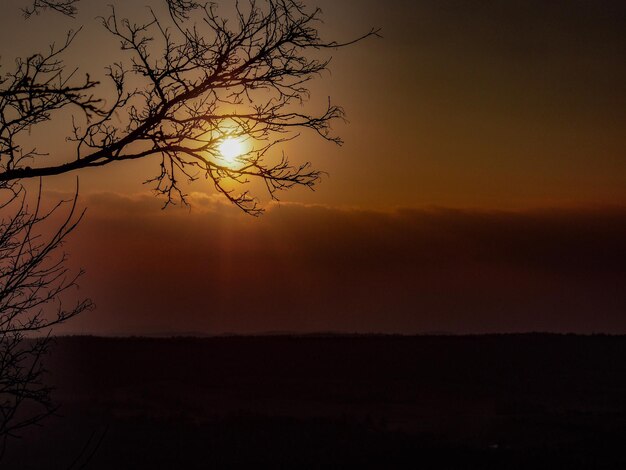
[2,0,625,334]
[2,0,625,210]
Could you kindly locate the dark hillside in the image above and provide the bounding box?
[5,334,626,468]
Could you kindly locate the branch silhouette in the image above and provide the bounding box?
[0,0,376,457]
[2,0,379,214]
[0,181,92,457]
[22,0,81,18]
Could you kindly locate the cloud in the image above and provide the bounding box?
[54,193,626,335]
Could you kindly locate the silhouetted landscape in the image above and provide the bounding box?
[4,334,626,468]
[1,0,625,467]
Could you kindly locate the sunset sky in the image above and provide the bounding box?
[2,0,625,334]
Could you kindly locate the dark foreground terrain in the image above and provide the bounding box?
[4,334,626,468]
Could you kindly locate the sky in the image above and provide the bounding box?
[1,0,625,334]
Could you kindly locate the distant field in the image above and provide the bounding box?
[5,335,626,468]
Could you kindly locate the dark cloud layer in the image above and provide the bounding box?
[57,194,626,335]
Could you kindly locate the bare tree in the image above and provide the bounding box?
[0,1,98,456]
[0,0,375,456]
[1,0,378,214]
[0,181,92,457]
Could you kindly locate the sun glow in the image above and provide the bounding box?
[218,137,245,162]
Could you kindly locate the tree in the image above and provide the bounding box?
[0,0,375,455]
[1,0,378,214]
[0,181,92,457]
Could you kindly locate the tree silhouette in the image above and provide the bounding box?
[1,0,378,214]
[0,181,92,457]
[0,0,375,456]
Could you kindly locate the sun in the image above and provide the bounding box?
[218,137,244,162]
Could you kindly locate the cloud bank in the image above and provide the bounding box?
[57,193,626,335]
